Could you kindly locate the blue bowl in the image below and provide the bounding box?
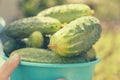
[3,55,100,80]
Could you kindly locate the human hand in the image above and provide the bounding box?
[0,54,20,80]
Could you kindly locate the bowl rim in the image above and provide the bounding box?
[3,55,100,68]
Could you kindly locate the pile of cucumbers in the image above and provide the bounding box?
[1,4,102,64]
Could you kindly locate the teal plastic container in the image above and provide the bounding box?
[3,55,100,80]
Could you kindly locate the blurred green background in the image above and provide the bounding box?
[0,0,120,80]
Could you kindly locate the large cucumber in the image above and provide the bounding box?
[10,48,90,64]
[48,16,102,57]
[37,4,93,23]
[4,17,61,39]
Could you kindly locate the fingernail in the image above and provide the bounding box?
[10,54,20,61]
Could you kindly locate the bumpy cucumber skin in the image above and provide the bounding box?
[37,4,91,23]
[26,31,44,48]
[49,16,102,57]
[10,48,90,63]
[5,17,61,38]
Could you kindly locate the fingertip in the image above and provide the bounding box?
[11,54,20,61]
[0,54,20,78]
[8,54,20,65]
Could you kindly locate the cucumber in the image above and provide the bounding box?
[26,31,44,48]
[4,17,61,39]
[10,48,89,64]
[3,39,25,56]
[48,16,101,57]
[37,4,92,23]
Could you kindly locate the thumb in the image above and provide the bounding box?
[0,54,20,78]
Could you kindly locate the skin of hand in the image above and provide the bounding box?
[0,54,20,80]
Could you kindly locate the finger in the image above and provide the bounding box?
[0,54,20,78]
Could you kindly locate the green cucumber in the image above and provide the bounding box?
[48,16,101,57]
[3,39,25,56]
[26,31,44,48]
[10,48,90,64]
[4,17,61,38]
[37,4,93,23]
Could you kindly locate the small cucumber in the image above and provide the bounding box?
[26,31,44,48]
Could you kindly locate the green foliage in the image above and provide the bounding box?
[93,24,120,80]
[19,0,67,17]
[93,0,120,21]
